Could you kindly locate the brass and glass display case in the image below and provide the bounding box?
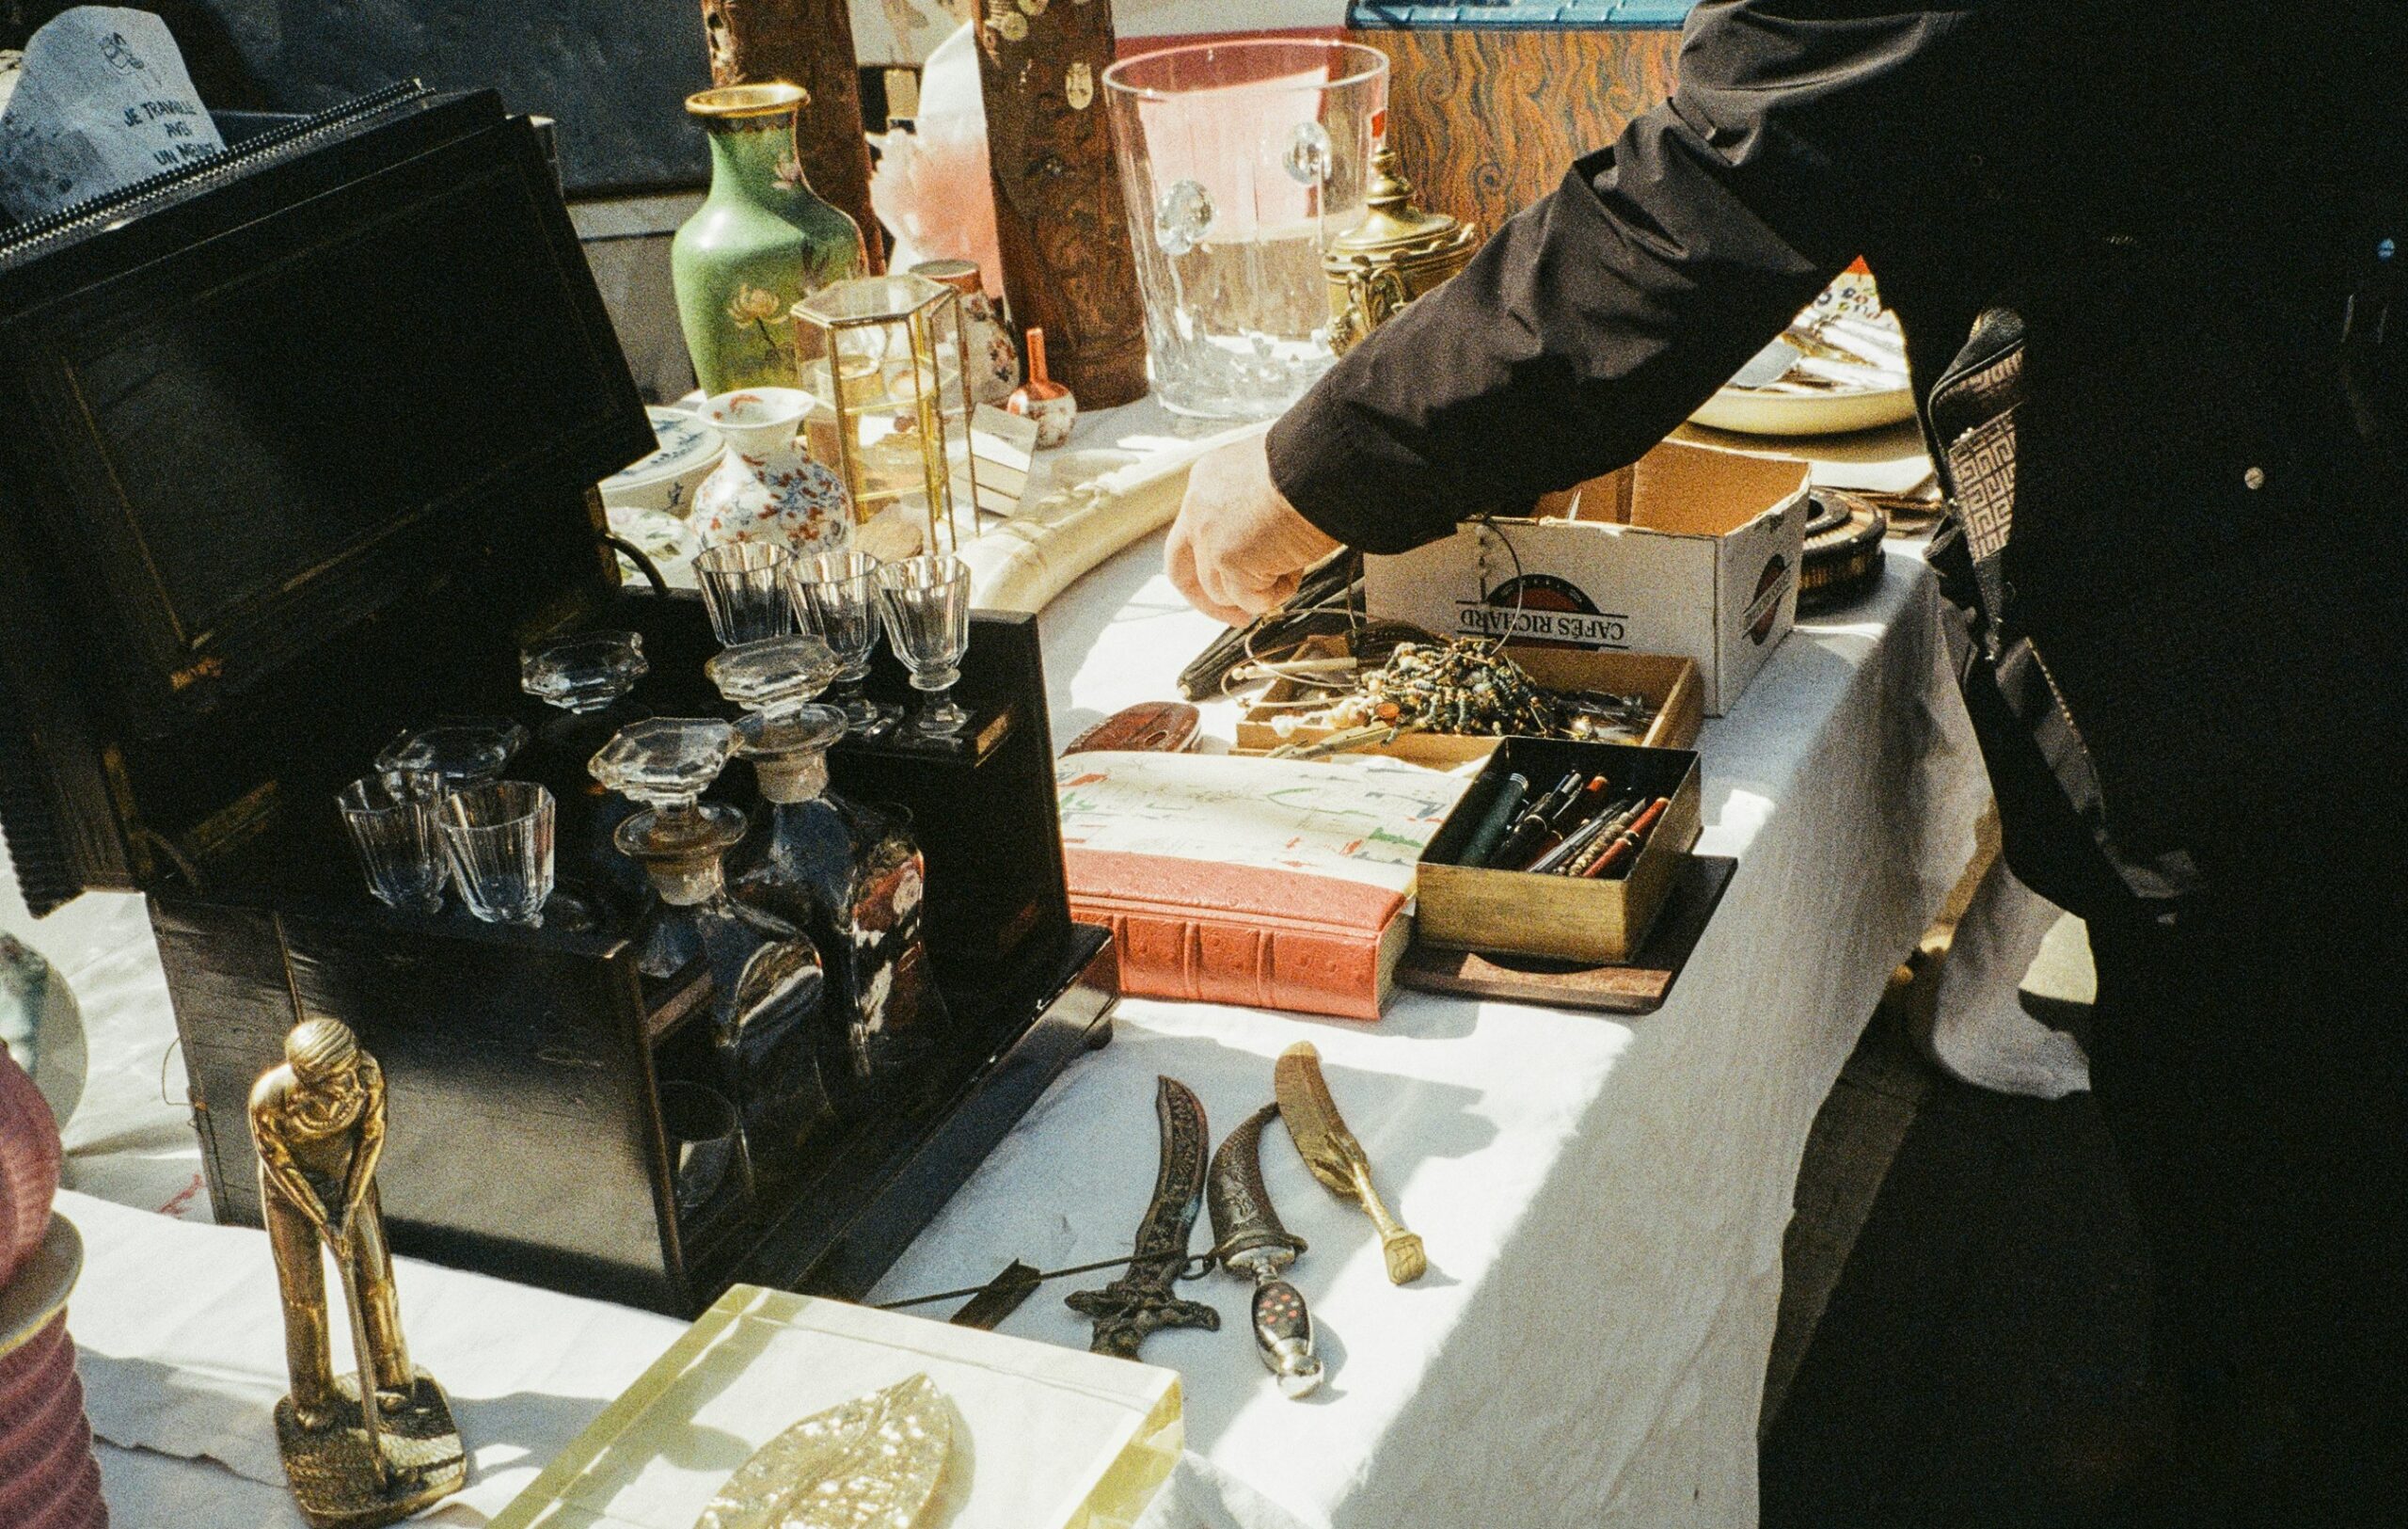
[791,272,984,558]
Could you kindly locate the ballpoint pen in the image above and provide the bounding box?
[1482,771,1581,868]
[1560,795,1653,876]
[1506,775,1611,870]
[1527,790,1640,874]
[1581,796,1671,879]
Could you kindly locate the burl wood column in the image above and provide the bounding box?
[974,0,1149,407]
[701,0,885,272]
[1344,27,1682,242]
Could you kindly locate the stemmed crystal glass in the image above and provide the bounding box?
[789,550,895,736]
[437,781,557,927]
[875,553,973,741]
[693,541,797,646]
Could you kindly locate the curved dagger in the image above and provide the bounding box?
[1067,1076,1220,1359]
[1274,1043,1427,1285]
[1209,1103,1324,1397]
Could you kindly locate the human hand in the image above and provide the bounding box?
[1165,434,1341,627]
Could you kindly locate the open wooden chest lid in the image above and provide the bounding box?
[0,86,652,914]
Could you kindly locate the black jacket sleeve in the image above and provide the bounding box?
[1267,1,1981,553]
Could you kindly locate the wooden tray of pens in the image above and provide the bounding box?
[1414,739,1703,964]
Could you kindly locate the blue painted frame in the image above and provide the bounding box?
[1346,1,1697,28]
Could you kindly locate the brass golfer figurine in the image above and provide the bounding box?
[252,1018,465,1528]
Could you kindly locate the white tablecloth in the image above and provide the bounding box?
[55,1192,689,1523]
[886,534,1986,1529]
[7,413,1984,1528]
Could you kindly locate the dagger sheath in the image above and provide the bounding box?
[1066,1076,1220,1359]
[1209,1103,1323,1397]
[1208,1103,1306,1272]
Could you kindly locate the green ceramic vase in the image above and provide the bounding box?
[673,83,866,397]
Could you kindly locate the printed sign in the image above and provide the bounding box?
[0,8,224,224]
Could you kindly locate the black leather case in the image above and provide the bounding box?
[0,88,1113,1314]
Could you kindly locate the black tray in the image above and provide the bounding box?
[1398,853,1738,1014]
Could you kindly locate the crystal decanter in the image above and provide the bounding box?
[519,629,652,907]
[591,717,840,1177]
[706,635,953,1090]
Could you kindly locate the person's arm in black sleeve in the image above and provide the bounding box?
[1267,0,1983,554]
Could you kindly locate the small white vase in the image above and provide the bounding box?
[691,388,853,558]
[1006,327,1077,449]
[909,260,1020,406]
[958,289,1022,406]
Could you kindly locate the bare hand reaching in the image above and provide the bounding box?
[1165,433,1341,627]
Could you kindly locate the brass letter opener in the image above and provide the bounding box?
[1274,1042,1426,1284]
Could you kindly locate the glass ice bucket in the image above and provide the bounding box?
[1102,40,1389,421]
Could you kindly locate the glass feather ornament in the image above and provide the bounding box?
[695,1373,952,1529]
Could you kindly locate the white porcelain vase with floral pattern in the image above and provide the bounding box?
[960,291,1021,406]
[691,388,853,559]
[907,260,1020,406]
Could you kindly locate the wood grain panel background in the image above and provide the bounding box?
[976,0,1151,407]
[1343,28,1683,242]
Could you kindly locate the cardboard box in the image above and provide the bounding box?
[1232,639,1703,764]
[1416,739,1703,964]
[1365,439,1812,714]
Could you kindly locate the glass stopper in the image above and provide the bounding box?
[521,629,649,713]
[1154,179,1213,258]
[612,797,747,904]
[733,703,846,804]
[705,633,842,715]
[588,717,737,809]
[375,717,530,787]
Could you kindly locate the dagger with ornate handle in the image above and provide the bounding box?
[1067,1076,1221,1358]
[1208,1102,1324,1397]
[1274,1042,1427,1284]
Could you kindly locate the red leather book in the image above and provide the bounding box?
[1068,851,1410,1021]
[1056,752,1465,1021]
